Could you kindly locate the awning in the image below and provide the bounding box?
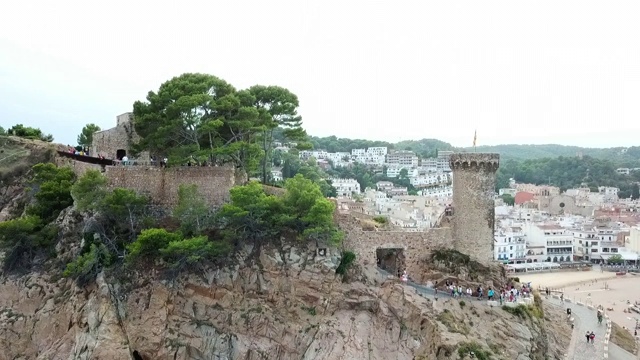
[601,253,638,261]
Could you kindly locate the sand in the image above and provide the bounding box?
[518,268,640,333]
[517,269,619,289]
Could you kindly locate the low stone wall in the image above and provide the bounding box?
[55,157,104,177]
[105,166,238,208]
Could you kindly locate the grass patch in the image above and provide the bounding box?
[502,304,543,319]
[302,306,317,316]
[372,216,388,224]
[457,341,492,360]
[436,309,470,335]
[610,322,638,354]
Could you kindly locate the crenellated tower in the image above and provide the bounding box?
[449,153,500,264]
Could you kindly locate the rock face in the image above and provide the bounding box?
[0,242,569,360]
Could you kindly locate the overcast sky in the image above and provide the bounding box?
[1,1,639,148]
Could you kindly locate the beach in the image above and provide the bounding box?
[519,268,640,333]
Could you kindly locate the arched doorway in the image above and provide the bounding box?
[559,256,565,262]
[116,149,126,160]
[553,256,558,262]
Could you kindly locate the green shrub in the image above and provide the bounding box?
[437,310,470,335]
[457,341,492,360]
[160,235,231,269]
[127,228,182,262]
[63,243,112,286]
[510,276,520,283]
[459,300,466,307]
[336,251,356,277]
[372,216,388,224]
[0,215,58,271]
[26,163,75,222]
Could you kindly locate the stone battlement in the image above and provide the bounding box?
[449,153,500,172]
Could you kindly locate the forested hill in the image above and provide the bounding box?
[308,135,640,165]
[466,144,640,164]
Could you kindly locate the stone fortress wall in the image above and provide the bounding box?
[339,152,500,271]
[105,166,241,208]
[63,113,501,271]
[449,153,500,264]
[337,211,453,275]
[91,113,149,161]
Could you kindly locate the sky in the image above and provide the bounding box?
[1,1,639,148]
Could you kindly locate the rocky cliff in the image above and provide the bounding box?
[0,240,570,359]
[0,138,570,360]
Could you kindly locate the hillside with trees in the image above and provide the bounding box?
[496,156,640,199]
[308,134,640,165]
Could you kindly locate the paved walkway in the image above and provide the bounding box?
[380,269,637,360]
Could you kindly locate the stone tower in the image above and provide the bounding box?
[449,153,500,264]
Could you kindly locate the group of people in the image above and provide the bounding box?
[432,280,533,305]
[66,146,107,160]
[585,331,596,344]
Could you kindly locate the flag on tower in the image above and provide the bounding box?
[473,130,477,147]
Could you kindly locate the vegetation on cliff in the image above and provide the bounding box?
[3,124,53,142]
[0,162,341,284]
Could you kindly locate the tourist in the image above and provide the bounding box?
[488,287,494,300]
[589,331,595,343]
[585,331,590,343]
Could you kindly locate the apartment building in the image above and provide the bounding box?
[410,173,450,188]
[386,164,411,178]
[331,178,361,198]
[386,150,419,168]
[495,227,527,263]
[523,223,574,262]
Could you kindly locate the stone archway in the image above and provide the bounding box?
[376,248,406,277]
[116,149,127,160]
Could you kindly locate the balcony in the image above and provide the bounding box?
[546,241,573,246]
[547,250,573,255]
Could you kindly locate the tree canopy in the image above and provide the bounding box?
[77,123,101,147]
[218,175,343,246]
[131,73,308,178]
[6,124,53,142]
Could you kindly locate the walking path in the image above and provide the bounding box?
[385,271,636,360]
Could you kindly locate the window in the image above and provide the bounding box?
[591,249,598,253]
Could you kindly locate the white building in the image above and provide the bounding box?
[270,169,283,182]
[386,164,412,178]
[326,152,351,167]
[598,186,619,202]
[367,147,388,157]
[418,186,453,198]
[523,223,574,263]
[410,173,450,188]
[351,147,387,165]
[494,226,527,263]
[331,178,361,198]
[386,150,419,168]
